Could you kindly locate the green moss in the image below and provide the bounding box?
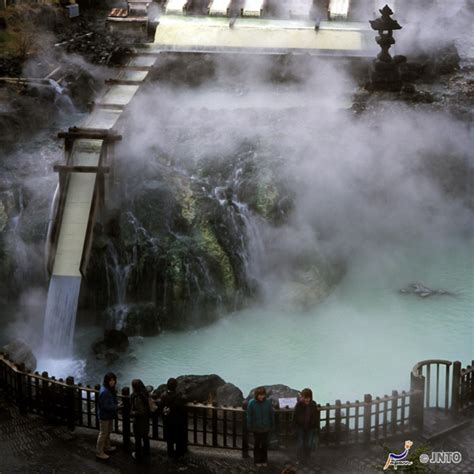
[0,31,17,56]
[174,176,196,224]
[166,249,184,301]
[0,202,7,233]
[256,176,279,219]
[199,224,235,294]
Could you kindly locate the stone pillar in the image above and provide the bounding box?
[368,4,405,92]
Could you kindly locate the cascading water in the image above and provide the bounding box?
[104,211,159,330]
[105,241,134,330]
[42,275,82,358]
[213,166,266,290]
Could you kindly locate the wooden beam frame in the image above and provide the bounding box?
[53,165,111,174]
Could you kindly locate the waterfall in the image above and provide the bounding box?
[233,200,266,283]
[45,184,60,275]
[106,242,133,305]
[42,275,82,358]
[213,166,266,289]
[104,241,133,330]
[104,211,158,330]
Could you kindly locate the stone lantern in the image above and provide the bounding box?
[369,4,405,92]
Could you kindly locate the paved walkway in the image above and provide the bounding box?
[0,395,472,473]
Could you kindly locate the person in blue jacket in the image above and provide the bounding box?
[246,386,275,468]
[96,372,119,460]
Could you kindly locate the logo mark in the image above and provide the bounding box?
[383,440,414,470]
[419,451,462,464]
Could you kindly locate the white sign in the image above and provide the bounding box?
[278,397,298,409]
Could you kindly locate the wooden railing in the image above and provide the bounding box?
[459,361,474,412]
[411,359,474,414]
[4,353,471,456]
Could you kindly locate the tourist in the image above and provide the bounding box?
[293,388,319,466]
[130,379,151,461]
[246,386,275,468]
[310,0,330,30]
[159,377,188,459]
[96,372,119,460]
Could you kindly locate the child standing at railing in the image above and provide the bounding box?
[293,388,319,466]
[246,386,275,468]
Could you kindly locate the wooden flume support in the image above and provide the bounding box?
[46,58,150,279]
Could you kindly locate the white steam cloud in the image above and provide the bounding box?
[115,47,472,306]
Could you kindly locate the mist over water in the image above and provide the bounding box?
[1,7,472,403]
[48,53,471,399]
[67,236,472,402]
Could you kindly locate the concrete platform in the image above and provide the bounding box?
[1,393,473,473]
[153,15,375,57]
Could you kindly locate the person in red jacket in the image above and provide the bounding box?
[293,388,320,466]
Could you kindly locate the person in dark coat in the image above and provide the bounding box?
[246,386,275,468]
[310,0,330,30]
[293,388,319,465]
[159,378,188,459]
[96,372,119,460]
[131,379,150,461]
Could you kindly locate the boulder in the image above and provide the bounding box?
[2,339,37,372]
[216,383,244,407]
[246,384,300,406]
[434,44,460,75]
[105,303,162,337]
[153,374,226,404]
[92,329,129,358]
[103,329,129,352]
[104,350,119,365]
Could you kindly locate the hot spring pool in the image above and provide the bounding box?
[36,237,473,404]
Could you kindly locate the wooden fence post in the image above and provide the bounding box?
[409,372,425,432]
[242,405,249,458]
[335,400,341,446]
[471,361,474,405]
[451,361,462,413]
[315,404,321,445]
[122,387,131,449]
[41,371,49,419]
[363,394,372,445]
[212,404,218,447]
[391,390,398,435]
[66,376,75,431]
[0,354,6,393]
[16,363,27,415]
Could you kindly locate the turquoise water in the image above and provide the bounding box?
[64,237,472,403]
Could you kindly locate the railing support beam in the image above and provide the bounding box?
[451,361,462,413]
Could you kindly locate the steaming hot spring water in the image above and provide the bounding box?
[41,239,473,402]
[1,57,473,405]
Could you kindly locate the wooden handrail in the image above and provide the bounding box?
[1,352,450,450]
[412,359,452,376]
[0,353,417,411]
[58,128,122,142]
